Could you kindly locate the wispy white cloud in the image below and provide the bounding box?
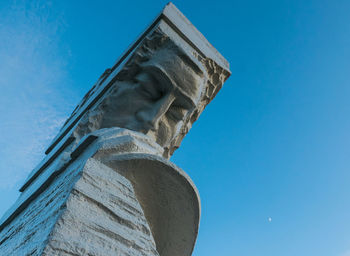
[0,0,76,189]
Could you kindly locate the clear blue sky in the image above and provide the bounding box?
[1,0,350,255]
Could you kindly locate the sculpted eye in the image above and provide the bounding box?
[139,85,163,100]
[134,72,164,101]
[167,105,187,121]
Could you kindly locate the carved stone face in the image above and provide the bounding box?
[70,31,229,158]
[99,47,205,152]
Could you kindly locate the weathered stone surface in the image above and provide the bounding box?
[0,129,200,256]
[71,27,230,159]
[0,128,163,235]
[39,2,230,162]
[43,158,159,256]
[0,145,160,256]
[0,154,84,255]
[19,1,230,196]
[99,154,200,256]
[0,3,229,256]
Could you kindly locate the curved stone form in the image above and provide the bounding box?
[77,128,201,256]
[98,154,200,256]
[78,128,201,256]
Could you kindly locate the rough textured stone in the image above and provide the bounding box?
[43,159,159,256]
[41,2,230,160]
[0,156,84,255]
[0,3,230,256]
[0,157,159,256]
[71,27,230,158]
[0,129,200,256]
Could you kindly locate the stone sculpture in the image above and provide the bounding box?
[0,3,230,256]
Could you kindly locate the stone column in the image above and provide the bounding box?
[0,3,230,256]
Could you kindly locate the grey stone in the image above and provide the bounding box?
[43,158,160,256]
[0,2,230,256]
[0,129,200,256]
[0,154,159,255]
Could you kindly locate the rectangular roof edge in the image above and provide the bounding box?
[162,2,230,71]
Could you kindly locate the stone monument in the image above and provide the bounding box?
[0,3,230,256]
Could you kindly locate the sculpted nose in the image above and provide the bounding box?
[136,108,161,131]
[136,94,175,132]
